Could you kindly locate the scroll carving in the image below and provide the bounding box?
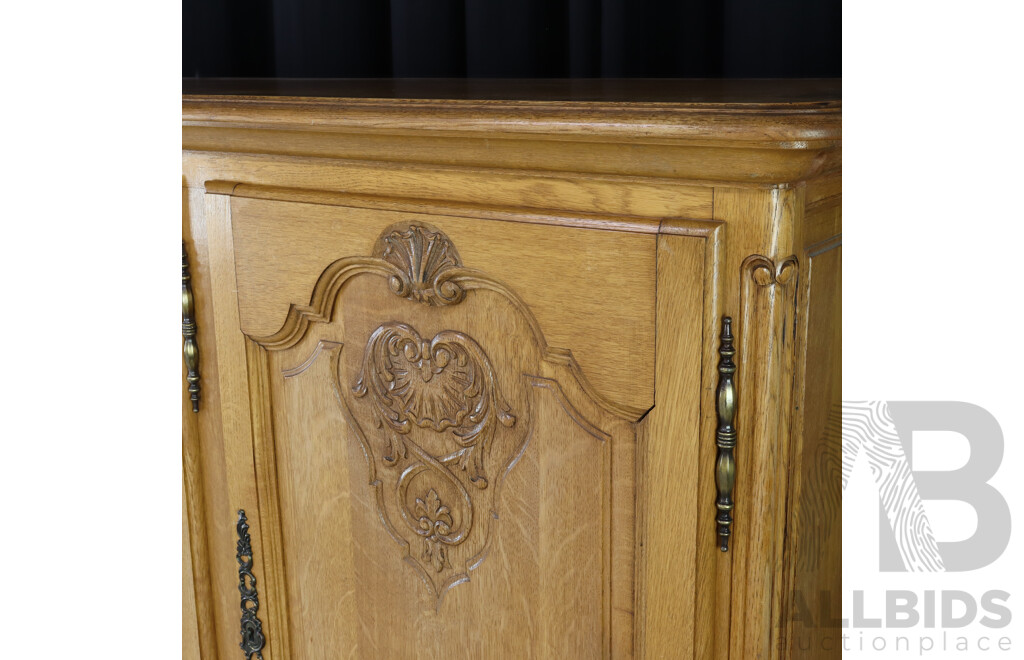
[354,323,515,487]
[744,254,798,289]
[726,253,799,573]
[740,254,799,353]
[339,322,523,606]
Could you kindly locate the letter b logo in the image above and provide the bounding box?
[843,401,1011,572]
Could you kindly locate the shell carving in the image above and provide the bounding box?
[374,224,465,306]
[353,323,516,488]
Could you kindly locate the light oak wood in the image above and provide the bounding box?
[183,152,714,220]
[184,474,201,660]
[182,80,841,659]
[183,191,217,659]
[182,81,840,185]
[206,193,293,660]
[221,189,656,417]
[186,183,267,660]
[783,200,842,660]
[635,233,705,659]
[183,379,214,659]
[206,199,645,658]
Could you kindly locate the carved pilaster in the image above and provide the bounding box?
[729,253,800,660]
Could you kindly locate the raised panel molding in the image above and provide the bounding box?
[248,221,641,421]
[245,220,628,630]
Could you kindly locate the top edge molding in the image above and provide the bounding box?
[183,79,840,146]
[182,79,841,183]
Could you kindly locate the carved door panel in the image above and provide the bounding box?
[205,187,699,659]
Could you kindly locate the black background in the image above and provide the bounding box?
[183,0,840,78]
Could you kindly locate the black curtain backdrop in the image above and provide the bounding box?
[183,0,839,78]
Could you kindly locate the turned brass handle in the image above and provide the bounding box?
[715,317,737,551]
[182,241,200,413]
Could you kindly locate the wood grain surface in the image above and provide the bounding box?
[182,84,841,659]
[211,206,644,658]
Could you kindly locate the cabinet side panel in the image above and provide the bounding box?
[785,213,842,658]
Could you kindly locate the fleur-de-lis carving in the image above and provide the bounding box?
[416,489,454,572]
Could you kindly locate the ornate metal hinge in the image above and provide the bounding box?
[237,510,266,660]
[182,242,201,413]
[715,317,738,552]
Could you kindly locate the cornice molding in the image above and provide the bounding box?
[183,94,841,184]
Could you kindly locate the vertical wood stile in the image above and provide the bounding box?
[183,373,217,657]
[636,233,704,659]
[206,188,276,659]
[713,186,803,660]
[182,195,218,658]
[246,342,293,660]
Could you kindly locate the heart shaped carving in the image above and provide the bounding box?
[349,322,520,604]
[354,322,516,487]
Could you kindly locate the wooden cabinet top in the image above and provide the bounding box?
[183,78,840,185]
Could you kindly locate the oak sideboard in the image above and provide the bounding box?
[182,79,841,660]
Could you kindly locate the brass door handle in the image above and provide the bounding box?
[715,317,737,552]
[182,241,200,413]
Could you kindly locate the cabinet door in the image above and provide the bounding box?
[205,185,704,659]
